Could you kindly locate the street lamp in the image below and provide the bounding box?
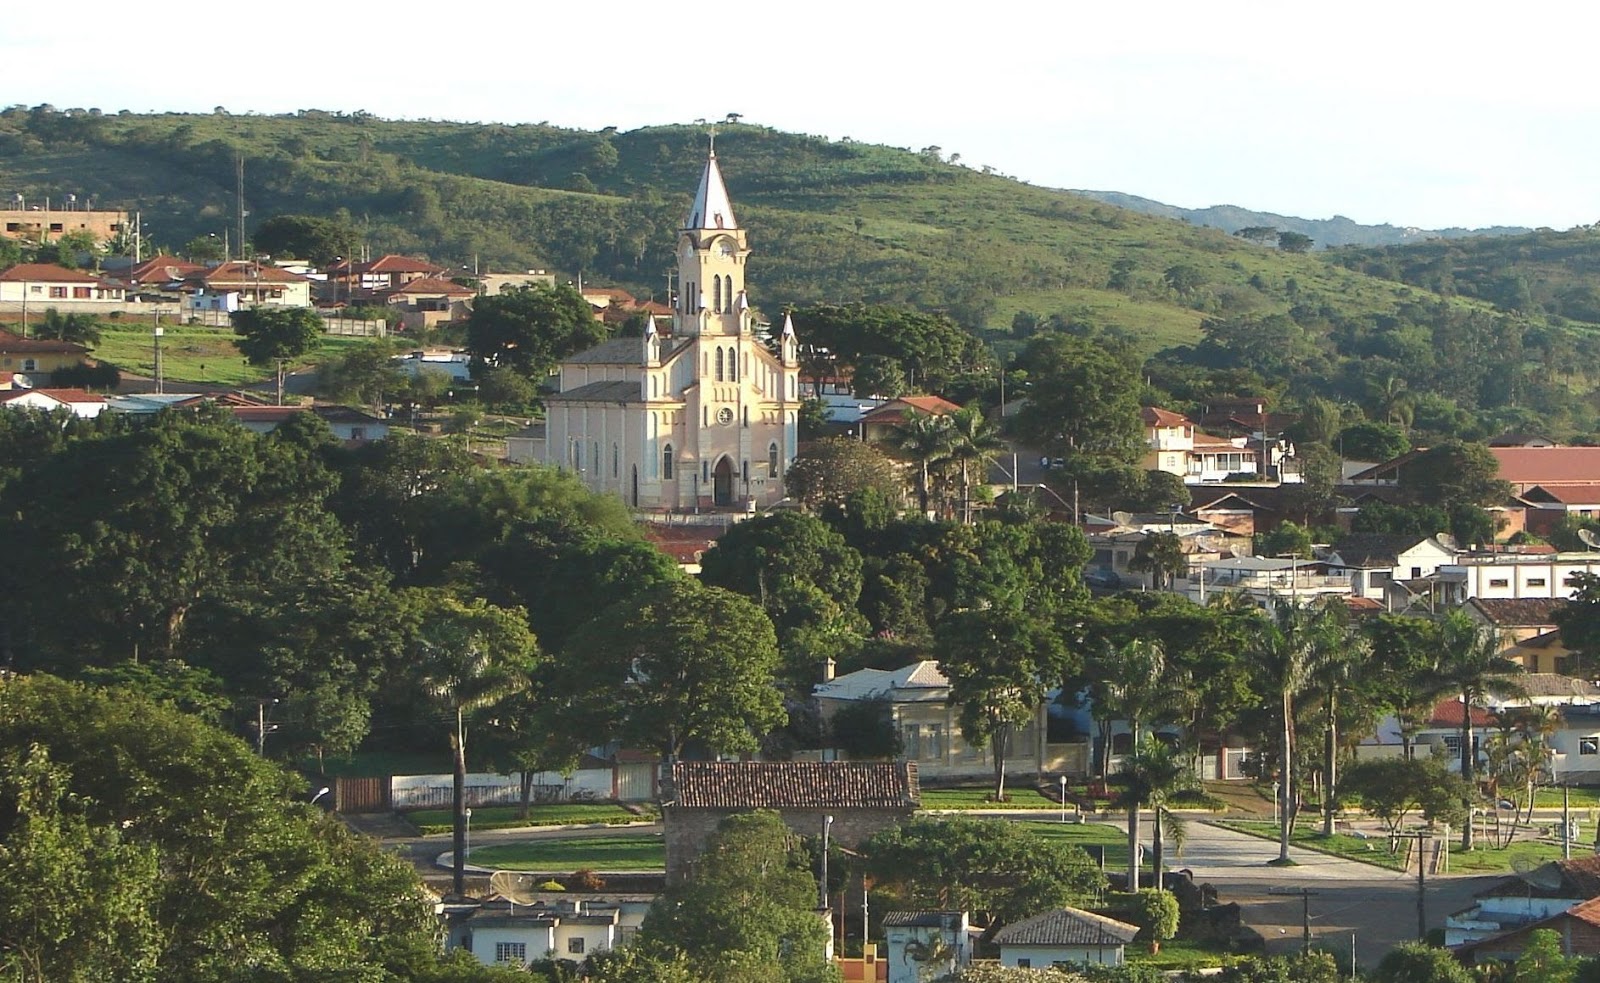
[310,786,331,806]
[820,814,835,910]
[1060,775,1068,824]
[466,807,473,861]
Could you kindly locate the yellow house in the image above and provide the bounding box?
[0,330,89,382]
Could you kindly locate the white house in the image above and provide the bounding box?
[457,899,634,968]
[1321,534,1457,602]
[1441,550,1600,601]
[0,387,106,417]
[883,911,974,983]
[180,261,313,311]
[993,906,1142,969]
[1445,856,1600,947]
[0,262,126,305]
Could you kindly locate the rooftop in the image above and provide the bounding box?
[666,760,919,811]
[993,907,1141,948]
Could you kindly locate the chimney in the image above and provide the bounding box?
[821,657,836,682]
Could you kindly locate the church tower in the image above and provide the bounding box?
[675,149,750,337]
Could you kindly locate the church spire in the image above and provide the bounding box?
[685,150,738,232]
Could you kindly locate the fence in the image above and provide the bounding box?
[388,765,636,811]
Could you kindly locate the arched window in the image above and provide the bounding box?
[728,346,736,382]
[662,444,675,480]
[768,442,779,478]
[716,347,724,382]
[612,443,619,478]
[712,275,723,313]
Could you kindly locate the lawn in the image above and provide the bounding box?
[90,321,373,386]
[1214,820,1403,871]
[1532,786,1600,810]
[469,835,665,872]
[1017,820,1148,869]
[919,787,1066,811]
[1447,840,1573,875]
[407,803,651,835]
[1124,938,1232,970]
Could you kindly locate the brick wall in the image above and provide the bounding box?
[663,806,914,882]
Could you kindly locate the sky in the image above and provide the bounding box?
[9,1,1600,231]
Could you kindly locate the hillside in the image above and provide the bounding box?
[0,106,1504,348]
[1072,190,1530,249]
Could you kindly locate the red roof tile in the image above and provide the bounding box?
[1141,406,1191,428]
[1428,698,1495,729]
[859,395,963,425]
[1492,447,1600,486]
[188,261,308,285]
[0,263,100,283]
[359,254,446,275]
[390,276,475,296]
[0,331,87,355]
[666,761,920,810]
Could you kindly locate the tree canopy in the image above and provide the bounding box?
[465,283,609,381]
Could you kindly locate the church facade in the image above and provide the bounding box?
[539,150,800,510]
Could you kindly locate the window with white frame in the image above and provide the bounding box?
[1582,737,1599,756]
[495,942,527,963]
[568,937,586,954]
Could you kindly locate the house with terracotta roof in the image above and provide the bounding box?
[0,387,106,417]
[0,263,126,305]
[859,395,964,443]
[230,404,388,442]
[1359,697,1496,765]
[180,261,312,311]
[1456,895,1600,964]
[384,276,476,330]
[0,330,90,382]
[327,255,447,297]
[1447,858,1600,949]
[1465,597,1568,644]
[120,254,206,290]
[994,906,1142,969]
[1140,405,1262,483]
[660,760,918,882]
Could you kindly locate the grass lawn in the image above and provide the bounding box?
[1016,820,1151,870]
[919,787,1065,810]
[1202,781,1277,818]
[1216,820,1585,875]
[1532,786,1600,810]
[407,803,651,835]
[1214,821,1403,871]
[91,322,372,386]
[469,835,665,872]
[1125,938,1232,970]
[1447,840,1573,875]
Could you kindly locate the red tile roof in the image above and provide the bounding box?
[1491,447,1600,486]
[390,276,475,296]
[125,255,206,283]
[859,395,963,425]
[1467,597,1567,627]
[360,254,446,275]
[1428,698,1495,729]
[1141,406,1191,428]
[1522,483,1600,505]
[0,331,87,355]
[189,261,308,285]
[666,761,920,810]
[0,387,103,405]
[0,262,100,283]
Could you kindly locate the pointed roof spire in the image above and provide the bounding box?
[644,315,659,336]
[782,313,796,337]
[685,150,738,232]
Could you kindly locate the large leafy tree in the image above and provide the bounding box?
[860,816,1101,931]
[251,214,358,267]
[787,303,992,392]
[465,283,608,381]
[784,438,902,509]
[1010,334,1144,466]
[699,511,865,642]
[638,811,836,983]
[0,674,444,981]
[231,306,324,404]
[936,608,1072,800]
[563,580,786,759]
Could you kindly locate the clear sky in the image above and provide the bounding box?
[10,1,1600,231]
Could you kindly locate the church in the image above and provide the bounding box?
[538,149,801,510]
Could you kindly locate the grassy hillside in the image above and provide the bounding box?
[0,106,1502,350]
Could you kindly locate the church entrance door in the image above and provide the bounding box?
[712,456,734,506]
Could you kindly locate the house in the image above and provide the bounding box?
[1440,549,1600,601]
[120,254,206,292]
[0,262,126,305]
[1183,556,1352,610]
[478,270,557,295]
[1464,598,1568,645]
[394,349,474,383]
[1359,697,1496,766]
[858,395,964,443]
[326,254,447,298]
[1505,631,1576,675]
[230,404,388,442]
[539,150,800,511]
[180,261,313,311]
[0,330,89,382]
[1321,533,1456,602]
[505,423,546,465]
[1456,896,1600,965]
[993,907,1142,969]
[1490,447,1600,495]
[385,276,475,330]
[0,206,127,243]
[814,660,1085,781]
[1140,405,1261,483]
[660,760,918,883]
[456,898,631,968]
[1446,857,1600,948]
[0,387,106,417]
[1516,485,1600,537]
[882,911,974,983]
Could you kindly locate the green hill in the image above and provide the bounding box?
[4,105,1597,440]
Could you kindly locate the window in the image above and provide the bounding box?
[494,942,527,964]
[1410,567,1422,579]
[716,347,724,381]
[662,445,674,480]
[612,443,619,478]
[742,459,749,481]
[769,443,779,478]
[712,275,723,313]
[1017,959,1032,969]
[926,723,945,760]
[902,724,921,759]
[21,359,36,372]
[28,285,41,295]
[1528,578,1547,588]
[728,349,736,382]
[72,287,91,299]
[1489,578,1509,588]
[1583,738,1599,756]
[567,938,586,955]
[702,460,709,482]
[350,427,366,441]
[48,286,67,298]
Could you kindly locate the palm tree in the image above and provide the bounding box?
[945,406,1006,524]
[417,599,537,896]
[1252,604,1340,864]
[1313,619,1373,836]
[1090,638,1187,890]
[894,413,954,515]
[1114,735,1205,887]
[1430,611,1525,850]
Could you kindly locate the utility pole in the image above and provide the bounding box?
[1412,830,1429,940]
[1267,887,1319,953]
[153,312,163,394]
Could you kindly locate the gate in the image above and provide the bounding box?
[616,763,658,802]
[334,776,390,813]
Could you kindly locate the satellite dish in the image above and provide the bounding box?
[1578,528,1600,550]
[1111,511,1133,526]
[488,870,545,905]
[1511,856,1565,892]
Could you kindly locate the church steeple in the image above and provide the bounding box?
[676,144,749,337]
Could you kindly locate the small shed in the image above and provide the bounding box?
[882,911,973,983]
[993,906,1141,969]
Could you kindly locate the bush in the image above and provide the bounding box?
[1134,889,1179,942]
[50,362,121,391]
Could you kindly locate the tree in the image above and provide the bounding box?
[317,338,405,408]
[1113,737,1203,888]
[413,594,540,896]
[1556,573,1600,673]
[894,413,954,515]
[638,811,836,983]
[1234,227,1280,246]
[1277,231,1314,253]
[1128,532,1185,590]
[1338,757,1472,843]
[1163,264,1206,298]
[1256,521,1313,559]
[1011,334,1144,466]
[1252,605,1340,863]
[787,303,992,393]
[564,580,786,760]
[1371,942,1474,983]
[1338,421,1410,462]
[252,214,357,267]
[1404,440,1512,511]
[231,306,323,405]
[937,608,1071,800]
[785,438,902,509]
[850,354,907,398]
[946,406,1005,524]
[34,308,101,347]
[0,674,445,980]
[1430,610,1524,850]
[465,283,608,381]
[860,816,1102,930]
[1133,888,1180,948]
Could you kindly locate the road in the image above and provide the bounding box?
[370,814,1496,971]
